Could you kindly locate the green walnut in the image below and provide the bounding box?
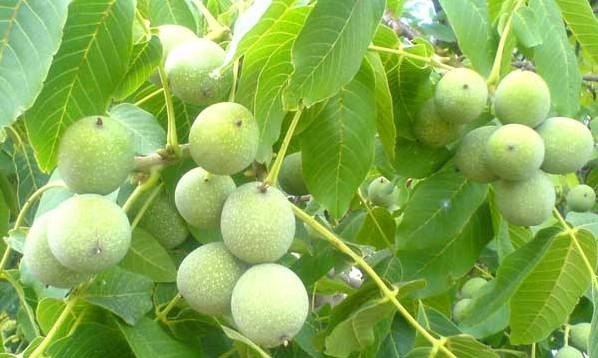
[176,242,246,316]
[48,194,132,274]
[455,125,498,183]
[150,25,198,84]
[453,298,472,323]
[22,213,90,288]
[493,70,551,127]
[134,190,189,249]
[494,171,556,226]
[555,346,584,358]
[165,38,232,105]
[460,277,488,299]
[58,116,134,195]
[413,99,464,148]
[569,322,591,352]
[485,124,545,180]
[536,117,594,174]
[278,152,308,196]
[367,176,399,208]
[231,263,308,348]
[175,167,236,229]
[434,68,488,124]
[221,182,295,264]
[567,184,596,213]
[189,102,259,175]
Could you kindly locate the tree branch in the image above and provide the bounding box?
[512,61,598,82]
[134,144,190,172]
[382,10,420,40]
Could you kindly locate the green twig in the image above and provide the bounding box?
[132,184,163,229]
[134,88,164,106]
[193,0,228,33]
[157,63,181,158]
[122,170,161,214]
[264,107,304,186]
[292,204,457,358]
[486,0,525,86]
[368,45,454,70]
[28,295,78,358]
[228,59,239,102]
[155,293,182,322]
[552,208,598,290]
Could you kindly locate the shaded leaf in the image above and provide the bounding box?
[529,0,582,117]
[110,103,166,156]
[356,207,395,250]
[284,0,385,108]
[301,60,377,217]
[438,0,495,76]
[119,228,177,283]
[81,266,153,325]
[510,229,597,344]
[24,0,135,171]
[48,323,134,358]
[0,0,70,128]
[221,325,270,358]
[114,35,163,100]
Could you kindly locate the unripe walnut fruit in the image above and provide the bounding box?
[455,125,498,183]
[485,124,545,181]
[23,213,90,288]
[177,242,246,316]
[165,38,232,105]
[460,277,488,299]
[231,264,308,348]
[278,152,308,196]
[536,117,593,174]
[221,182,295,264]
[367,176,399,208]
[434,68,488,124]
[493,70,550,127]
[567,184,595,213]
[58,116,134,195]
[189,102,259,175]
[133,191,189,249]
[494,171,555,226]
[48,194,132,274]
[413,99,463,148]
[175,167,236,229]
[554,346,584,358]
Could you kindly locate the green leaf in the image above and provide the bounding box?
[554,0,598,64]
[324,297,396,358]
[283,0,385,109]
[510,229,597,344]
[114,35,163,100]
[444,335,499,358]
[397,170,489,251]
[115,316,197,357]
[301,60,377,217]
[591,286,598,357]
[148,0,202,34]
[119,228,177,283]
[512,6,542,48]
[9,141,49,219]
[398,203,494,297]
[110,103,166,156]
[36,299,105,340]
[529,0,582,117]
[438,0,495,76]
[236,5,310,162]
[48,323,134,358]
[222,0,297,67]
[461,227,560,327]
[80,266,153,325]
[566,211,598,238]
[393,138,451,179]
[366,52,396,161]
[355,207,395,250]
[24,0,135,171]
[0,0,70,128]
[221,325,270,358]
[392,44,433,140]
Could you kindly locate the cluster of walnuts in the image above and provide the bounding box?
[22,24,315,349]
[413,68,595,226]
